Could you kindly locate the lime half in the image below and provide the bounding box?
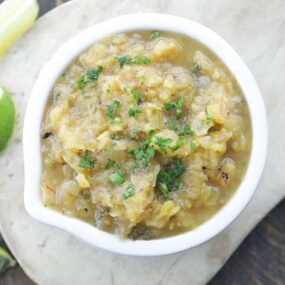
[0,87,16,152]
[0,0,39,58]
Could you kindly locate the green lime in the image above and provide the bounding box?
[0,87,16,152]
[0,0,39,58]
[0,246,17,274]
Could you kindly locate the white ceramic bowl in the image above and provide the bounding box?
[23,13,267,256]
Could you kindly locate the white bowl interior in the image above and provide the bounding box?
[23,13,267,256]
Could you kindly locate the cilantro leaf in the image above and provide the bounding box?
[78,150,95,168]
[151,136,172,154]
[86,66,103,80]
[122,185,135,199]
[72,66,103,90]
[205,107,213,123]
[164,97,184,119]
[176,97,183,119]
[128,107,142,117]
[164,102,176,111]
[169,135,186,152]
[73,76,89,90]
[104,158,115,170]
[133,56,151,65]
[179,123,195,137]
[131,90,142,104]
[149,30,161,39]
[156,158,184,199]
[109,170,126,185]
[166,118,178,131]
[115,55,150,68]
[107,100,121,119]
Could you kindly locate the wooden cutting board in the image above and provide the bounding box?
[0,0,284,284]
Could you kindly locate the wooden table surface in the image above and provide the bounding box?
[0,1,284,284]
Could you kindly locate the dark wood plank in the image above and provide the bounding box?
[209,199,285,285]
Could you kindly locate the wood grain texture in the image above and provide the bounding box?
[0,0,284,284]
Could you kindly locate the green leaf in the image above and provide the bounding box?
[115,55,133,67]
[164,102,176,111]
[86,66,103,80]
[159,183,169,200]
[109,171,126,185]
[169,135,186,152]
[164,97,184,119]
[179,123,195,137]
[176,97,183,119]
[152,136,172,153]
[156,158,184,199]
[128,107,142,117]
[130,90,142,104]
[72,66,103,90]
[73,75,89,90]
[122,185,135,199]
[0,246,16,275]
[133,55,151,65]
[205,107,213,123]
[149,30,161,39]
[166,118,178,131]
[107,100,121,119]
[115,55,150,67]
[78,150,95,168]
[104,158,115,170]
[130,146,155,167]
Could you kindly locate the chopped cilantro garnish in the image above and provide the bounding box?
[72,66,103,90]
[166,120,195,137]
[176,97,183,119]
[104,158,115,170]
[78,150,95,168]
[156,158,185,199]
[179,123,195,137]
[74,76,88,90]
[133,55,151,65]
[159,183,169,199]
[152,136,172,154]
[169,136,186,152]
[131,90,142,104]
[130,146,155,167]
[164,97,184,119]
[109,170,126,185]
[115,55,133,67]
[122,185,135,199]
[86,66,103,80]
[149,30,161,39]
[115,55,150,68]
[128,107,142,117]
[166,118,178,131]
[205,107,213,123]
[164,102,176,111]
[107,100,121,119]
[130,131,156,167]
[124,88,143,104]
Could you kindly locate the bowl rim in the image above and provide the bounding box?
[23,13,267,256]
